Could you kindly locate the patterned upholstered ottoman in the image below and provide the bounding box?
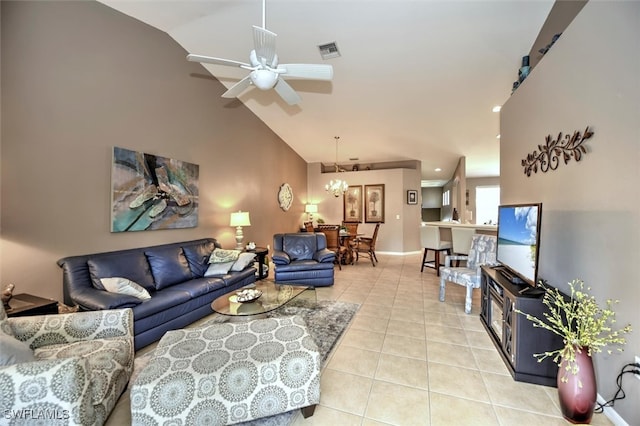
[130,315,320,425]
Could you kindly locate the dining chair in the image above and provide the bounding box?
[320,226,348,269]
[420,225,452,276]
[353,223,380,266]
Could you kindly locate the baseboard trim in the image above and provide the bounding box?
[375,251,422,256]
[597,393,629,426]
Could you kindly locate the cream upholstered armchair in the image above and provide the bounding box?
[0,303,134,425]
[439,234,498,314]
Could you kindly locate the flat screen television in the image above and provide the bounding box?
[496,203,542,287]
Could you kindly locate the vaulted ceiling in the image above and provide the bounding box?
[99,0,554,184]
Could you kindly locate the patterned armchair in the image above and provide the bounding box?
[0,304,134,425]
[439,234,498,314]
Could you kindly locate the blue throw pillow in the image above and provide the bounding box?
[182,241,216,278]
[88,252,155,291]
[145,246,192,290]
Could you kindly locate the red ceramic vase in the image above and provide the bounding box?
[557,346,597,424]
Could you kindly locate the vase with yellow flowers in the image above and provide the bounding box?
[516,279,632,424]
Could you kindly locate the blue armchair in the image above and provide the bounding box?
[272,233,335,286]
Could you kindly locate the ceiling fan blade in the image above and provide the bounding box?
[221,75,252,98]
[252,25,277,66]
[273,78,302,106]
[187,54,250,68]
[279,64,334,81]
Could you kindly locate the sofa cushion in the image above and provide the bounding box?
[88,252,155,291]
[182,241,216,277]
[100,277,151,300]
[164,277,227,298]
[282,234,317,261]
[145,246,192,290]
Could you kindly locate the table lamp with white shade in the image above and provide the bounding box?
[305,204,318,222]
[230,211,251,250]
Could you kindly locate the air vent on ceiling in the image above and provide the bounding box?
[318,42,340,60]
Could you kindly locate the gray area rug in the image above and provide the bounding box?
[131,299,359,426]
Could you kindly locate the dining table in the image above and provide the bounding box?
[339,231,363,264]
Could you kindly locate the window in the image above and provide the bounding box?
[475,186,500,225]
[442,190,450,206]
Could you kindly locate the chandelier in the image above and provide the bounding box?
[325,136,349,197]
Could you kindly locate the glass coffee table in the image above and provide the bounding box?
[211,281,315,319]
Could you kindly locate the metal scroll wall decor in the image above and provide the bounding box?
[521,126,594,176]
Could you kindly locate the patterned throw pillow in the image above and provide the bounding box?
[208,249,241,264]
[100,277,152,300]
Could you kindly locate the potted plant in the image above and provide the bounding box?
[517,279,632,424]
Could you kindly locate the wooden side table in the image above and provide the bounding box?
[5,293,58,317]
[245,247,269,280]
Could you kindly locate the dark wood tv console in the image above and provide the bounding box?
[480,265,563,387]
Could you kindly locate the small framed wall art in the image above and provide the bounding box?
[407,190,418,205]
[343,185,363,223]
[365,184,385,223]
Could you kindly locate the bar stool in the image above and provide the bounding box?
[420,225,452,276]
[451,227,476,266]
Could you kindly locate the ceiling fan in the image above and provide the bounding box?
[187,0,333,105]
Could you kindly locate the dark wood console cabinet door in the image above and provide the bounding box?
[480,266,563,387]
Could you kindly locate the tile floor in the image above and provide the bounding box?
[107,252,614,426]
[290,252,614,426]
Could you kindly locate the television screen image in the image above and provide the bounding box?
[497,203,542,286]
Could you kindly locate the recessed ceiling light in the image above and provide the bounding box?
[492,105,501,112]
[435,168,442,172]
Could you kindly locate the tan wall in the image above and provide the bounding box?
[501,2,639,424]
[0,1,308,301]
[307,162,422,253]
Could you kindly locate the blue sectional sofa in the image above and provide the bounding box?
[57,238,256,350]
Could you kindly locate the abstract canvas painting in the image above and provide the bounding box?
[111,147,199,232]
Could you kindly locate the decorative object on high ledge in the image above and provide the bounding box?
[325,136,349,197]
[305,204,318,222]
[277,182,293,211]
[516,279,632,424]
[230,210,251,250]
[521,127,594,176]
[343,185,362,223]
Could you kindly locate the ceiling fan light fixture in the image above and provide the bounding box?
[250,69,278,90]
